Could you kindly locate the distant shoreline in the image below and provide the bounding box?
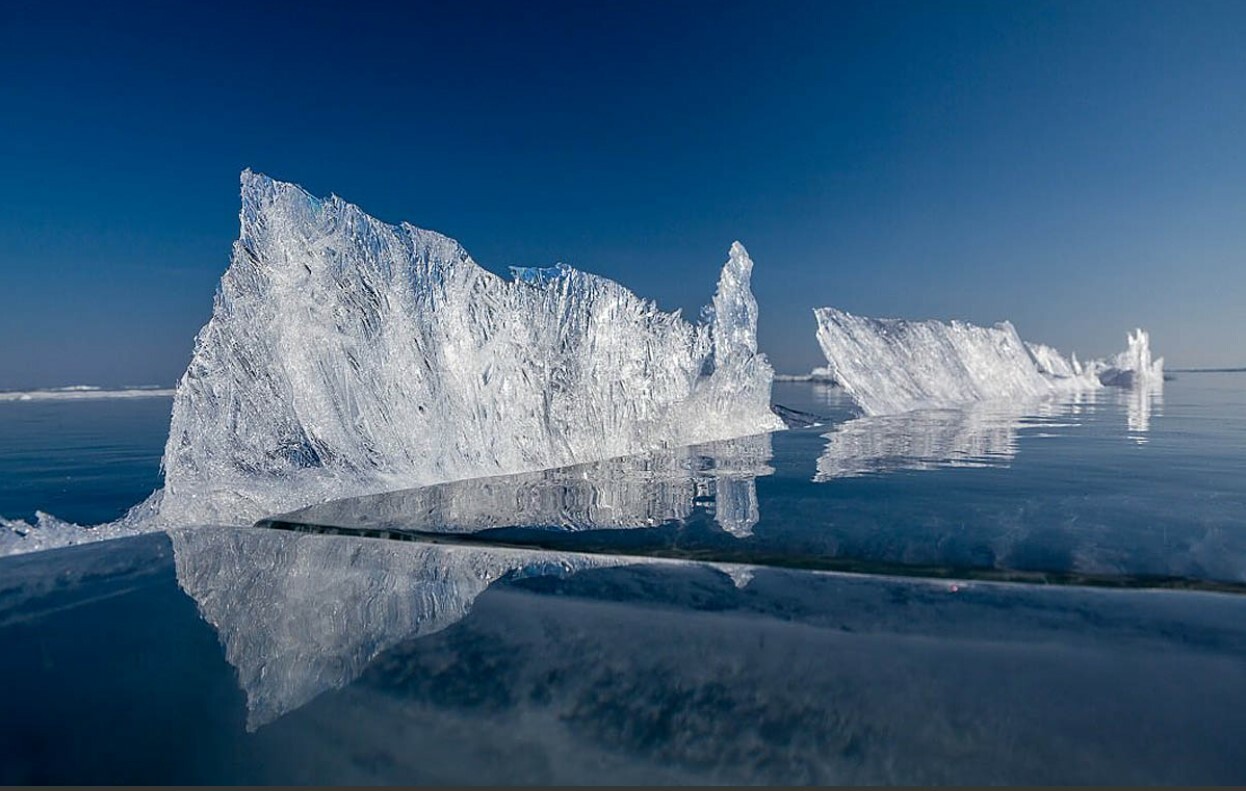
[1167,367,1246,373]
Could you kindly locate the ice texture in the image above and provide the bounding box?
[1025,343,1083,380]
[150,171,781,527]
[814,307,1161,417]
[0,511,145,557]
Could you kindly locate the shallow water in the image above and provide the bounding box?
[1,375,1244,784]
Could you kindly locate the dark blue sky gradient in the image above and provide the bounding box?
[2,0,1244,388]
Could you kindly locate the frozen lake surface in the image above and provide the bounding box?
[1,375,1244,783]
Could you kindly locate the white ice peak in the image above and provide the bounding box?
[151,171,782,526]
[1099,328,1165,387]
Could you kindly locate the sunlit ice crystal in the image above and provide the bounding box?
[149,171,783,527]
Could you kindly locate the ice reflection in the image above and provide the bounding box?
[270,433,774,539]
[167,528,1246,783]
[815,391,1101,481]
[169,435,775,728]
[171,526,628,729]
[1122,380,1163,442]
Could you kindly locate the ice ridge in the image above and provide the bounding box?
[141,171,783,528]
[814,307,1162,416]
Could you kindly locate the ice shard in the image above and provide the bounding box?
[149,172,782,527]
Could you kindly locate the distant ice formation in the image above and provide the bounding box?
[1096,329,1165,387]
[814,307,1162,416]
[774,366,837,384]
[0,386,173,402]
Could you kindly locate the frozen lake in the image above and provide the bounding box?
[1,375,1244,783]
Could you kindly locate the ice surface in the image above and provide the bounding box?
[814,307,1162,416]
[170,435,775,725]
[168,522,1246,779]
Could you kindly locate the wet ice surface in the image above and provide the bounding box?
[4,527,1245,785]
[271,378,1244,589]
[2,375,1245,784]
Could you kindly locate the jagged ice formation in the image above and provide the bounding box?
[814,307,1162,416]
[3,172,782,550]
[149,172,782,527]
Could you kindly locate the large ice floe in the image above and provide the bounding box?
[813,307,1163,417]
[1,171,782,554]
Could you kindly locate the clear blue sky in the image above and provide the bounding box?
[2,0,1244,388]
